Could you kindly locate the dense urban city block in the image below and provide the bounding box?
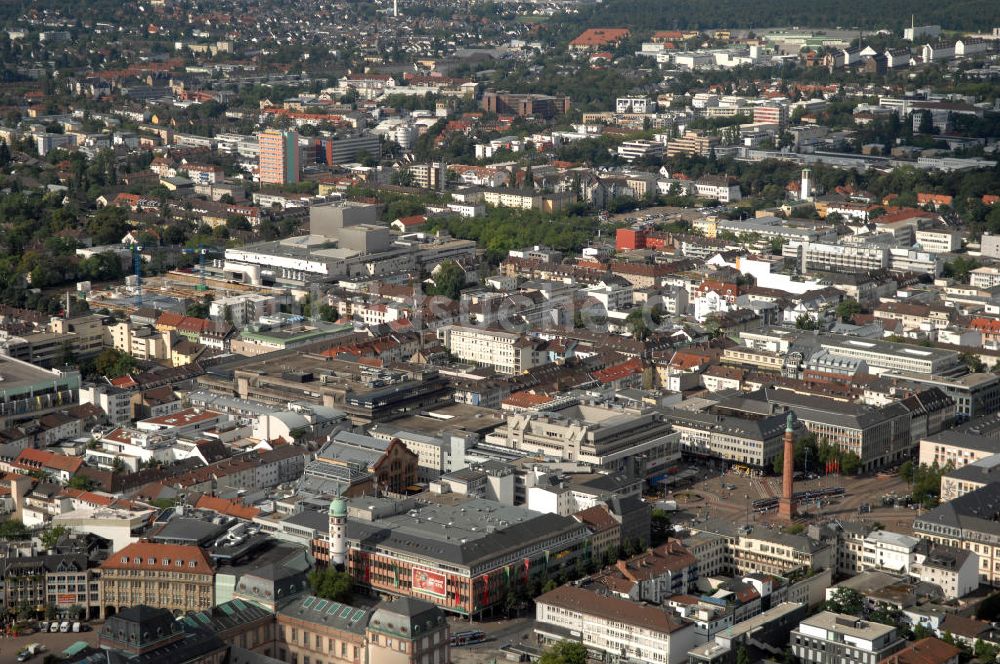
[3,0,1000,663]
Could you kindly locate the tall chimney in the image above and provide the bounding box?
[778,412,796,521]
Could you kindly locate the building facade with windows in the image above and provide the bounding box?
[99,542,215,618]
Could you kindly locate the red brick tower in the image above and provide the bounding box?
[778,412,796,521]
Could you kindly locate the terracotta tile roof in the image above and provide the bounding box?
[101,541,213,574]
[394,214,427,227]
[15,448,83,474]
[60,487,114,506]
[876,208,938,224]
[970,317,1000,333]
[155,312,185,328]
[194,494,261,520]
[917,193,954,206]
[570,28,630,48]
[502,391,556,409]
[883,637,961,664]
[592,358,644,384]
[573,505,619,533]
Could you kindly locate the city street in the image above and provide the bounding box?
[448,616,536,664]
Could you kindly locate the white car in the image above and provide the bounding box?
[59,621,70,633]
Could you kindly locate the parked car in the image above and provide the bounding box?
[49,622,59,633]
[17,643,43,662]
[72,622,81,633]
[59,621,70,633]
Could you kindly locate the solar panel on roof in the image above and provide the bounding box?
[219,604,234,616]
[315,600,329,612]
[339,606,352,618]
[303,597,315,608]
[351,610,365,622]
[326,602,341,615]
[196,613,212,624]
[232,599,246,610]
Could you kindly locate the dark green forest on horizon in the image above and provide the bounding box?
[551,0,1000,34]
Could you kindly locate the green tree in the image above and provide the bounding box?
[186,295,212,319]
[962,352,986,373]
[839,451,862,475]
[795,314,819,330]
[307,567,353,602]
[975,639,1000,661]
[736,644,751,664]
[40,525,68,550]
[0,519,29,540]
[425,260,467,300]
[824,588,863,615]
[836,298,861,323]
[976,592,1000,621]
[94,349,137,379]
[538,641,588,664]
[67,475,95,491]
[626,307,665,341]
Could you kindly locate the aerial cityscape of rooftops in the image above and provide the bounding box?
[5,0,1000,663]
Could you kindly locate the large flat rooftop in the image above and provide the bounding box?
[0,356,76,397]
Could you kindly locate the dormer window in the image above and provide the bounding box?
[121,557,128,564]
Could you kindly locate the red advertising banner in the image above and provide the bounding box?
[56,593,77,605]
[412,567,447,597]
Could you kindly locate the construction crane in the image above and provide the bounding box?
[131,245,144,308]
[181,245,223,292]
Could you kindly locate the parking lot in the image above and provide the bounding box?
[0,628,99,662]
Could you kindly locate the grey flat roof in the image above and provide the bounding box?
[302,495,587,568]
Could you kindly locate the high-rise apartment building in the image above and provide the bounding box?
[258,129,300,185]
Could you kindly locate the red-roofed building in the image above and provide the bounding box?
[502,391,558,413]
[569,28,631,51]
[970,317,1000,345]
[194,494,261,520]
[13,448,83,482]
[883,637,960,664]
[390,214,428,232]
[592,358,644,389]
[917,193,954,209]
[573,504,622,558]
[984,194,1000,206]
[99,541,214,617]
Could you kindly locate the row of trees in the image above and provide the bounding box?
[771,434,863,477]
[900,460,952,507]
